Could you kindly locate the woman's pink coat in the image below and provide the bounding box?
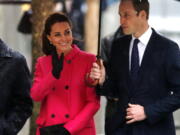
[31,45,100,135]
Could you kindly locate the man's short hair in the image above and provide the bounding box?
[121,0,150,19]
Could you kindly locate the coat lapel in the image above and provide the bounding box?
[40,56,52,74]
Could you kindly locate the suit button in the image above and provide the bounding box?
[51,114,55,118]
[65,114,69,118]
[64,85,69,90]
[52,87,55,91]
[67,60,71,64]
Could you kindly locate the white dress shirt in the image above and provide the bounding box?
[129,27,153,70]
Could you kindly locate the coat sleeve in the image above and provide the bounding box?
[3,55,33,135]
[144,43,180,124]
[64,55,100,134]
[31,57,57,101]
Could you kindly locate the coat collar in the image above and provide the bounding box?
[0,39,13,58]
[64,44,80,61]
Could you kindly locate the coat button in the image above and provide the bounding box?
[51,114,55,118]
[64,85,69,90]
[52,87,55,91]
[67,60,71,64]
[65,114,69,118]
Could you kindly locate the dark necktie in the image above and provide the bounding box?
[130,38,140,81]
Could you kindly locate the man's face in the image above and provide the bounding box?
[119,1,142,36]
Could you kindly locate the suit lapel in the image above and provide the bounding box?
[120,30,159,95]
[119,36,133,95]
[119,36,131,80]
[138,29,158,82]
[123,36,131,77]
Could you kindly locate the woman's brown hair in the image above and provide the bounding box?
[42,12,72,55]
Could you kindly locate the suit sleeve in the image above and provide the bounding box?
[3,55,33,135]
[144,43,180,124]
[31,57,57,101]
[64,56,100,134]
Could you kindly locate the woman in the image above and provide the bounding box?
[31,12,100,135]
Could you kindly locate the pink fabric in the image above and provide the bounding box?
[31,45,100,135]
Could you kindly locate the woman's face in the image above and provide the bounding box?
[47,22,73,54]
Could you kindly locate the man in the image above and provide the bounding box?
[90,0,180,135]
[0,39,33,135]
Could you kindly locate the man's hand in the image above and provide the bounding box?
[126,103,147,124]
[89,60,106,85]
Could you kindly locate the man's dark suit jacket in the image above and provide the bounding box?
[101,29,180,135]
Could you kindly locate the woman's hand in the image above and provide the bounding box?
[89,59,106,85]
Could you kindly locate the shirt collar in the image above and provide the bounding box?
[132,26,152,46]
